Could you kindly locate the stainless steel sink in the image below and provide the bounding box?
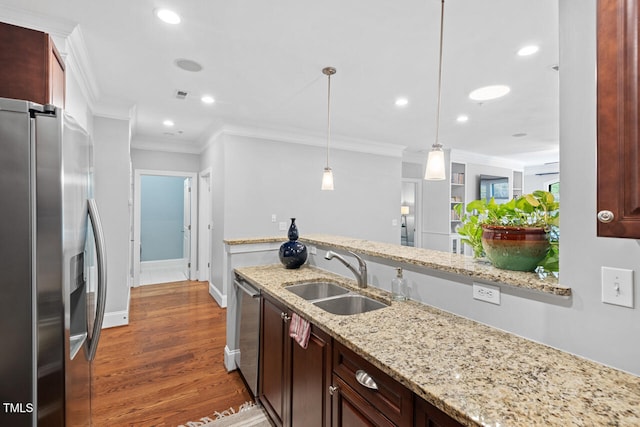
[312,294,388,316]
[286,281,350,301]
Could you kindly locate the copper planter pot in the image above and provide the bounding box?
[481,225,550,272]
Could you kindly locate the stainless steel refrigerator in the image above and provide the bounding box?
[0,97,107,426]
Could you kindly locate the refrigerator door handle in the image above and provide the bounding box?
[87,199,107,361]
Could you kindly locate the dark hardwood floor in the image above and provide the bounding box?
[92,281,252,426]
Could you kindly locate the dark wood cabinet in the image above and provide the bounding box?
[331,375,395,427]
[291,320,332,427]
[414,396,464,427]
[260,296,288,426]
[0,21,65,108]
[596,0,640,238]
[259,295,463,427]
[332,342,413,427]
[259,295,332,427]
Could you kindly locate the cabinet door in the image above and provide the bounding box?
[414,396,463,427]
[259,297,287,426]
[333,342,413,426]
[291,325,332,427]
[331,375,395,427]
[597,0,640,238]
[0,22,65,108]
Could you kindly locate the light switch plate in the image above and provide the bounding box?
[279,221,287,231]
[601,267,634,308]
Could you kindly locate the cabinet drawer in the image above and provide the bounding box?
[333,342,413,427]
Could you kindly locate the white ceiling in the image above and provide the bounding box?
[1,0,559,165]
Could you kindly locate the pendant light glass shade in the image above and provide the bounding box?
[321,67,336,191]
[425,0,447,181]
[424,145,446,180]
[321,167,334,190]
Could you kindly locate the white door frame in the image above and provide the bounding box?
[133,169,199,287]
[198,167,212,282]
[401,178,423,248]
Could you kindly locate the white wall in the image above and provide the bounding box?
[200,132,401,305]
[93,116,131,327]
[222,135,400,240]
[130,148,200,172]
[200,133,227,301]
[556,0,640,374]
[524,163,560,194]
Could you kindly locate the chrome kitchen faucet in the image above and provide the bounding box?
[325,250,368,288]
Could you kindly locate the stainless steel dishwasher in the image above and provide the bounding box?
[235,277,261,397]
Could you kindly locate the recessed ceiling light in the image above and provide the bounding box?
[456,115,469,123]
[512,132,528,138]
[163,120,174,127]
[201,95,215,104]
[174,59,203,73]
[156,8,181,25]
[469,85,511,101]
[395,98,409,107]
[517,45,539,56]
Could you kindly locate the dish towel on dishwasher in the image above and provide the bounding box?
[289,312,311,349]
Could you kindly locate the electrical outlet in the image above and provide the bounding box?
[309,246,317,255]
[391,219,398,226]
[279,221,287,231]
[473,283,501,305]
[602,267,634,308]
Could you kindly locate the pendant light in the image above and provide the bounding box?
[425,0,447,181]
[321,66,336,190]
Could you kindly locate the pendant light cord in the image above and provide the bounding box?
[326,72,332,168]
[434,0,445,147]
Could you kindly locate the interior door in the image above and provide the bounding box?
[183,178,191,280]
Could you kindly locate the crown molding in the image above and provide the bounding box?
[65,26,100,109]
[216,124,406,158]
[0,5,76,38]
[450,149,526,170]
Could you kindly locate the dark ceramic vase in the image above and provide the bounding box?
[279,218,308,269]
[481,225,550,272]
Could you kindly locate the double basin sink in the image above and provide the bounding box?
[286,281,388,315]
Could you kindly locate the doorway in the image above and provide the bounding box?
[133,169,198,286]
[401,179,421,247]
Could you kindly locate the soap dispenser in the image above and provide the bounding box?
[391,267,408,301]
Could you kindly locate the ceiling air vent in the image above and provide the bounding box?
[175,90,188,100]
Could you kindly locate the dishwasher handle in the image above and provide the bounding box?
[234,279,261,298]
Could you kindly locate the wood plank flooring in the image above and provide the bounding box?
[92,281,252,427]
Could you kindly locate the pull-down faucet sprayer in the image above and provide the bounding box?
[324,250,368,288]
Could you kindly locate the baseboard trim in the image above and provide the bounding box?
[102,286,130,329]
[224,345,239,372]
[141,258,185,271]
[209,281,227,308]
[102,310,129,328]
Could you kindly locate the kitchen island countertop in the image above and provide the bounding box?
[225,234,570,297]
[235,263,640,427]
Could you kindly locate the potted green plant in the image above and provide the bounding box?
[454,190,559,272]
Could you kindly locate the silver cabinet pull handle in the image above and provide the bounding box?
[597,210,615,223]
[329,385,339,395]
[281,312,291,322]
[355,370,378,390]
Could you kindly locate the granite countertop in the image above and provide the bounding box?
[235,264,640,427]
[225,234,571,297]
